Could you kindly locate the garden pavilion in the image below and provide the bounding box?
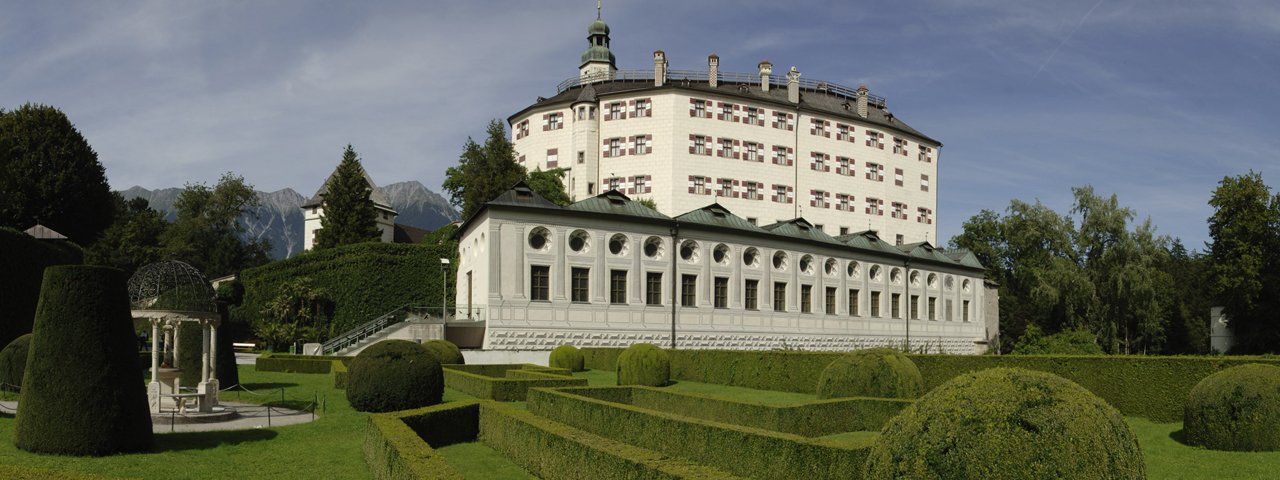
[128,261,222,414]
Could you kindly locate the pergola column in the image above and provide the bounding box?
[200,320,210,383]
[209,323,218,381]
[173,321,181,369]
[150,319,160,378]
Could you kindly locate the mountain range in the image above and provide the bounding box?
[120,181,459,259]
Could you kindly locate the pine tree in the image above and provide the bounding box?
[315,145,382,249]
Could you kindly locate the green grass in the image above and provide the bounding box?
[434,442,538,479]
[573,369,818,405]
[1128,416,1280,480]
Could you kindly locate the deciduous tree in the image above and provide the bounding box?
[442,120,526,219]
[1207,172,1280,353]
[160,172,270,278]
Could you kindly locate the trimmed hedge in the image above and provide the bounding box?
[617,343,670,387]
[582,348,1280,422]
[421,339,464,365]
[255,354,342,374]
[864,368,1145,479]
[479,400,740,479]
[577,386,911,437]
[0,227,82,348]
[442,364,587,401]
[332,360,349,389]
[234,242,456,337]
[815,348,923,399]
[0,333,32,389]
[15,266,152,455]
[347,340,443,413]
[527,386,873,480]
[549,344,585,372]
[1184,363,1280,451]
[176,320,240,387]
[364,403,470,480]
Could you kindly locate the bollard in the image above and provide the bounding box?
[171,411,176,433]
[280,388,285,403]
[267,405,272,427]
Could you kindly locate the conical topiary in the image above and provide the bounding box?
[0,333,32,390]
[15,266,153,455]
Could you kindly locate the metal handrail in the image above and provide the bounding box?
[555,68,886,107]
[320,304,431,354]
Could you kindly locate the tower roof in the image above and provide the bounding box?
[302,162,395,212]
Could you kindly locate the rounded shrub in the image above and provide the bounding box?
[346,339,443,412]
[1184,363,1280,451]
[421,339,464,365]
[864,367,1145,480]
[815,348,923,399]
[0,333,32,389]
[15,266,152,455]
[616,343,669,387]
[549,344,585,372]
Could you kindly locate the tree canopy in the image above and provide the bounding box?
[1207,172,1280,353]
[0,103,115,243]
[314,145,381,249]
[443,120,526,219]
[85,194,167,275]
[160,172,270,278]
[527,167,571,206]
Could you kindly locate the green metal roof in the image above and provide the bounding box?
[761,218,844,245]
[567,190,671,220]
[588,19,610,35]
[836,230,906,257]
[674,203,768,233]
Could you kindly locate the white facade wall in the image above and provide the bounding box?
[454,208,986,354]
[302,205,397,251]
[511,89,939,244]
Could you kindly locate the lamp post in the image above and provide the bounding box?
[439,258,450,320]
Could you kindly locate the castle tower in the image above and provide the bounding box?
[579,5,617,82]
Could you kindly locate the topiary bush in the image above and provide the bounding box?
[422,339,464,365]
[815,347,923,399]
[864,367,1145,479]
[1184,363,1280,451]
[0,227,82,349]
[15,266,153,455]
[616,343,669,387]
[0,333,32,389]
[347,340,443,412]
[549,344,585,372]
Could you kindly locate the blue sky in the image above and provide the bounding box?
[2,0,1277,249]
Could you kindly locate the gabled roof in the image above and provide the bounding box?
[944,249,986,270]
[674,203,765,233]
[836,230,905,257]
[487,181,563,210]
[567,189,670,220]
[302,162,394,211]
[23,224,67,240]
[761,218,843,245]
[899,241,955,264]
[573,83,598,104]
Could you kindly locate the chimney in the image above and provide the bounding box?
[786,66,801,104]
[654,50,667,87]
[758,60,772,92]
[708,54,719,88]
[856,84,869,118]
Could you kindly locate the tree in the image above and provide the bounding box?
[1207,172,1280,353]
[527,167,571,206]
[255,277,333,351]
[161,172,270,278]
[442,120,526,219]
[0,103,115,243]
[635,198,658,210]
[85,194,167,275]
[314,145,381,249]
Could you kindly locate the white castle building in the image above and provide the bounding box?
[451,14,996,354]
[301,163,398,251]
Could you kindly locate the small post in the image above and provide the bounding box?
[267,405,272,427]
[171,411,176,433]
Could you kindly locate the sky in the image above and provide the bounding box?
[2,0,1278,249]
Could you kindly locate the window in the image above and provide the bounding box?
[772,145,793,166]
[646,272,662,305]
[848,289,860,316]
[891,293,901,318]
[693,100,707,118]
[745,107,760,125]
[801,285,813,313]
[893,137,907,155]
[745,142,760,162]
[719,138,735,158]
[714,277,728,309]
[719,103,734,121]
[837,124,850,141]
[920,175,930,192]
[836,156,852,176]
[772,184,791,203]
[550,113,563,130]
[892,202,907,220]
[825,287,837,314]
[896,234,904,245]
[866,198,883,216]
[635,135,650,154]
[691,176,709,195]
[928,297,937,320]
[811,119,829,137]
[634,98,651,117]
[811,190,828,209]
[870,291,881,317]
[577,107,587,120]
[865,163,883,181]
[918,145,933,163]
[811,152,829,172]
[693,135,709,155]
[718,179,734,197]
[866,130,883,149]
[546,149,558,168]
[606,177,622,191]
[577,151,585,164]
[910,294,919,319]
[608,102,623,120]
[745,279,759,310]
[633,176,651,194]
[571,268,590,303]
[772,111,792,130]
[530,266,550,301]
[609,138,622,157]
[895,168,904,187]
[773,282,787,311]
[609,270,627,304]
[681,275,697,306]
[963,300,971,322]
[836,193,851,211]
[747,217,758,225]
[516,120,530,139]
[917,208,933,224]
[745,182,760,200]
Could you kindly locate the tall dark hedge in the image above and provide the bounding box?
[1184,363,1280,451]
[864,368,1145,479]
[346,340,443,413]
[176,318,239,388]
[815,348,923,399]
[233,242,456,337]
[0,334,32,389]
[15,266,152,455]
[0,227,82,348]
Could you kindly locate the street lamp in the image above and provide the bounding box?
[439,258,450,320]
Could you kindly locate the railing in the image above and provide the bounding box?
[555,68,887,108]
[320,304,439,354]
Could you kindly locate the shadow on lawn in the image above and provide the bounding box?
[1168,428,1189,445]
[237,382,299,391]
[154,428,278,452]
